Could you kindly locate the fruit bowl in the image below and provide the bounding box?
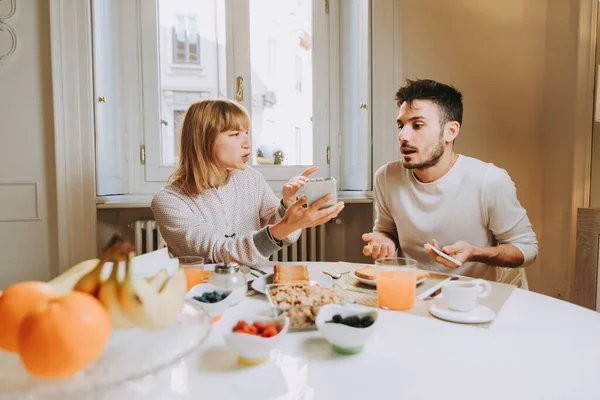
[186,283,234,319]
[223,314,289,366]
[315,304,378,354]
[0,299,212,400]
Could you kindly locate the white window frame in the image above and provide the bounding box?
[229,0,334,192]
[91,0,373,197]
[338,0,371,190]
[99,0,337,194]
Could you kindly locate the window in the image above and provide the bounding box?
[245,0,316,170]
[92,0,371,195]
[172,15,201,65]
[162,90,211,165]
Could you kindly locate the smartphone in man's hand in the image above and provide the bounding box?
[424,243,463,266]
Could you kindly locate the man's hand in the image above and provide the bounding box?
[424,238,475,268]
[281,166,319,209]
[362,232,396,259]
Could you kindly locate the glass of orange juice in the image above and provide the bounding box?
[176,256,205,292]
[375,257,418,311]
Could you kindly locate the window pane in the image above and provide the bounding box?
[174,15,186,63]
[158,0,226,166]
[188,16,200,64]
[249,0,313,166]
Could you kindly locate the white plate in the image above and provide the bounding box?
[251,271,333,294]
[428,303,496,324]
[349,270,426,287]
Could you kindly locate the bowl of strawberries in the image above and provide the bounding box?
[223,315,289,366]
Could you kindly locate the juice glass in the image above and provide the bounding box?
[176,256,205,291]
[375,257,418,311]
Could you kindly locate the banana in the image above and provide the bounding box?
[72,255,109,296]
[96,260,136,329]
[48,258,101,294]
[117,254,187,330]
[73,232,134,295]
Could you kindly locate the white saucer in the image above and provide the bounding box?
[250,271,332,294]
[350,270,426,287]
[428,303,496,324]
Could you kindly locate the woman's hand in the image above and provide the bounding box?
[270,194,345,241]
[281,166,319,209]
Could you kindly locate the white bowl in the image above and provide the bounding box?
[223,314,289,365]
[316,304,378,354]
[185,283,234,317]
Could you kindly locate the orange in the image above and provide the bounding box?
[18,291,112,378]
[0,281,60,352]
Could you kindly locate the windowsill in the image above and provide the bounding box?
[168,63,204,73]
[96,191,374,209]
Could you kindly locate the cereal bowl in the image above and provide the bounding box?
[223,314,289,366]
[185,283,234,319]
[265,283,354,331]
[316,304,378,354]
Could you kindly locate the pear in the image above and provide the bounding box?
[117,255,187,330]
[47,258,101,294]
[145,269,170,291]
[96,260,136,329]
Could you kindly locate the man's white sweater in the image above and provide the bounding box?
[373,155,538,278]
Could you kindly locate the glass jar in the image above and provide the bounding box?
[208,259,247,304]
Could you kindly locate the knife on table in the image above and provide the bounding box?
[247,266,267,275]
[417,276,459,301]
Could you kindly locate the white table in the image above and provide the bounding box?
[110,263,600,400]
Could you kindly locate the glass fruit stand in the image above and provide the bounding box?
[0,300,211,400]
[0,235,213,399]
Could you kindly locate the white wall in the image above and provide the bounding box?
[0,0,58,287]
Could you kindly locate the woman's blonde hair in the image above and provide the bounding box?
[169,98,251,195]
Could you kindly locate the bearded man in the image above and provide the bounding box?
[362,79,538,278]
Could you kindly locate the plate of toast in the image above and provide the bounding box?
[351,266,430,287]
[251,264,332,294]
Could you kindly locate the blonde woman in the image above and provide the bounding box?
[151,99,345,266]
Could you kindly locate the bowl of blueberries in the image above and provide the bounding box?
[315,304,378,354]
[185,283,234,320]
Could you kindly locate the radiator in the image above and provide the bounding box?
[270,225,327,262]
[130,220,167,255]
[130,219,326,262]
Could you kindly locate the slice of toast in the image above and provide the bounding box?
[273,264,309,284]
[416,270,430,280]
[355,266,430,281]
[355,266,377,280]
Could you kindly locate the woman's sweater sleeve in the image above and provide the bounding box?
[256,175,302,246]
[151,189,277,266]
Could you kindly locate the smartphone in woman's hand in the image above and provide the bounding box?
[303,177,337,209]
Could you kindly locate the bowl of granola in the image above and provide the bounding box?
[265,283,354,331]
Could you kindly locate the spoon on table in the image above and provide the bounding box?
[322,270,350,279]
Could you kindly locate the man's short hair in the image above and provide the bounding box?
[395,79,463,126]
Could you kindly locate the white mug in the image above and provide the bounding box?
[441,279,492,312]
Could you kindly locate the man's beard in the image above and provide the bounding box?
[402,133,445,170]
